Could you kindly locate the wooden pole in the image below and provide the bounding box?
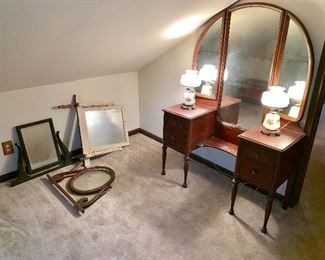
[289,42,325,206]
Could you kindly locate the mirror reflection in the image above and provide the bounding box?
[19,121,60,171]
[70,170,111,192]
[194,5,312,129]
[279,19,309,119]
[77,100,130,159]
[221,8,281,129]
[85,109,126,148]
[196,18,222,96]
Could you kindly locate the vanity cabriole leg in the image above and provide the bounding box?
[182,154,190,188]
[161,144,167,175]
[229,178,239,215]
[261,192,275,234]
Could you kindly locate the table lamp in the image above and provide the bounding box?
[180,70,201,109]
[261,86,289,136]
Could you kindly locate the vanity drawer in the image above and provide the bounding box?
[241,141,275,168]
[163,127,188,152]
[164,113,188,131]
[236,158,274,189]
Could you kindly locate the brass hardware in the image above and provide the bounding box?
[2,140,14,155]
[251,169,257,175]
[255,152,260,159]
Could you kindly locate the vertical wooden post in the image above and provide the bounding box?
[290,42,325,206]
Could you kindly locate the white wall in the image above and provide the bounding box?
[139,33,199,136]
[0,72,140,175]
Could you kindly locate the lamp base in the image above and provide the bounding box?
[261,112,281,136]
[181,103,196,110]
[260,127,280,136]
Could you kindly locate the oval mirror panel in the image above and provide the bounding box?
[69,167,114,195]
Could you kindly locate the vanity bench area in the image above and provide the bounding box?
[161,2,318,233]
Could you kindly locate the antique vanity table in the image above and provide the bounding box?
[161,2,314,233]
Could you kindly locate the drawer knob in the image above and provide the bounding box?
[171,136,175,141]
[255,152,260,159]
[251,169,257,175]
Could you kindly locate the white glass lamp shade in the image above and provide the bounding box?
[180,70,201,109]
[180,70,201,87]
[198,64,217,82]
[261,86,289,109]
[288,81,305,103]
[261,86,289,135]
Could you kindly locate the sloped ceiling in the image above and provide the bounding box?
[0,0,236,92]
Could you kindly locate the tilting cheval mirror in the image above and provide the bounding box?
[162,2,314,233]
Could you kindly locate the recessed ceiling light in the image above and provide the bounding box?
[163,15,205,39]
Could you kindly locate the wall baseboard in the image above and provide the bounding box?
[138,129,162,143]
[0,127,285,200]
[0,170,18,182]
[129,128,141,136]
[0,129,142,183]
[0,147,83,183]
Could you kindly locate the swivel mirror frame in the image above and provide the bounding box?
[48,165,115,213]
[192,2,314,127]
[15,118,61,175]
[12,118,76,186]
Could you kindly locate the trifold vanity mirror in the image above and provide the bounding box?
[193,2,313,130]
[162,2,314,233]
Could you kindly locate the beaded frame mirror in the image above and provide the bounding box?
[75,95,130,160]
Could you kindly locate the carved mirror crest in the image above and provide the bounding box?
[192,3,314,130]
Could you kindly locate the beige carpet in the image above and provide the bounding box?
[0,132,324,260]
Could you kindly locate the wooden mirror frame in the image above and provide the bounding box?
[192,2,314,124]
[48,164,115,213]
[16,118,62,174]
